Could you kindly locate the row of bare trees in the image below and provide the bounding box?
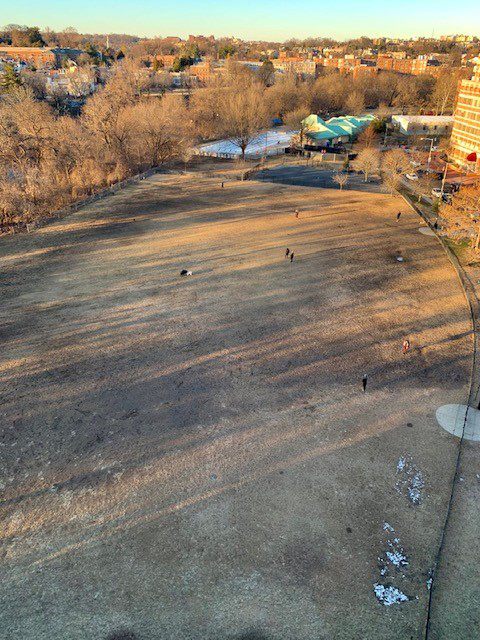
[353,149,480,261]
[254,68,461,122]
[439,184,480,259]
[0,68,193,232]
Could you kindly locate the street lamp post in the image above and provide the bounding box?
[440,155,449,197]
[420,137,435,169]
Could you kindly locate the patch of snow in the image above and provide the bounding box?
[408,471,424,504]
[195,129,296,159]
[386,550,408,568]
[396,455,424,505]
[374,583,409,606]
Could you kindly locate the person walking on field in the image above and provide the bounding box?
[295,209,299,218]
[285,248,290,258]
[290,252,295,262]
[402,339,410,354]
[396,212,402,222]
[362,374,368,392]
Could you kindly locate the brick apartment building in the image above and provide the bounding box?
[272,58,319,76]
[152,54,177,69]
[0,46,83,68]
[189,61,215,83]
[376,54,444,76]
[352,65,379,79]
[450,66,480,172]
[163,37,182,45]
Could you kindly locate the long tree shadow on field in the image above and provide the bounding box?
[0,173,472,580]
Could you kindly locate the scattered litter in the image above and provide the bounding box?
[373,583,409,606]
[383,522,394,532]
[426,578,433,591]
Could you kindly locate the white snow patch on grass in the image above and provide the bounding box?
[386,550,408,568]
[374,583,409,606]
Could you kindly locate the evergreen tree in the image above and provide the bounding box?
[1,63,22,91]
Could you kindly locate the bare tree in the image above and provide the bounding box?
[382,149,410,175]
[128,95,193,168]
[265,75,306,119]
[20,71,47,100]
[412,172,436,202]
[0,70,198,233]
[439,183,480,256]
[357,124,376,148]
[345,90,365,115]
[284,108,311,145]
[356,148,380,182]
[189,82,225,140]
[332,172,348,190]
[430,70,463,115]
[218,85,269,159]
[257,60,275,87]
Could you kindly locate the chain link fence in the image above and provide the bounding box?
[12,167,163,236]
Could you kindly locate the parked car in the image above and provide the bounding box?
[406,173,419,181]
[432,188,442,198]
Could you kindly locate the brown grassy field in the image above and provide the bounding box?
[0,171,473,640]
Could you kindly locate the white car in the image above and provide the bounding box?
[432,188,442,198]
[406,173,419,181]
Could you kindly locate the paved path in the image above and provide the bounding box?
[252,165,383,193]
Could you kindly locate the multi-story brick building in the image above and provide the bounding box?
[153,54,177,69]
[450,66,480,172]
[272,58,319,77]
[353,65,379,79]
[0,46,82,68]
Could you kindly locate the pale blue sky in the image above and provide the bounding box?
[1,0,479,41]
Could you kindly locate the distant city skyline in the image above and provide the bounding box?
[2,0,480,41]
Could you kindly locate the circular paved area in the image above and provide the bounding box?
[436,404,480,441]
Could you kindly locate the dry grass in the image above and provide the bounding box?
[0,172,473,640]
